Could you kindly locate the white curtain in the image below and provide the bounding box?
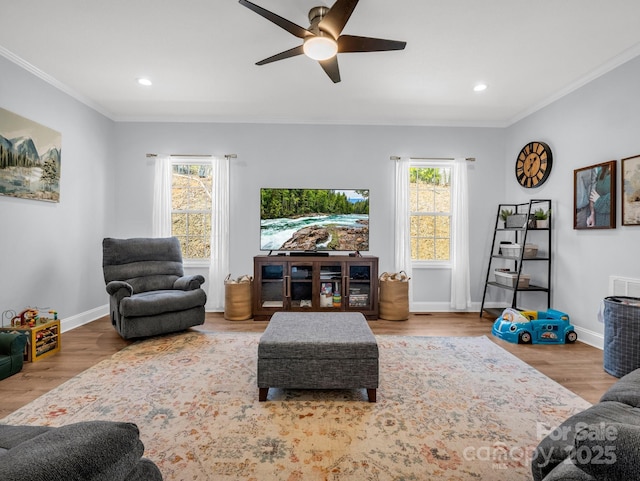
[208,156,230,311]
[394,157,413,307]
[152,155,172,237]
[450,157,471,309]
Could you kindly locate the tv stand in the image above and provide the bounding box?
[253,255,379,320]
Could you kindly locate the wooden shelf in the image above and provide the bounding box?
[0,319,61,361]
[253,255,379,320]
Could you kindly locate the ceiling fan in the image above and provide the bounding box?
[238,0,407,83]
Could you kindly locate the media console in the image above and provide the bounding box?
[253,255,379,320]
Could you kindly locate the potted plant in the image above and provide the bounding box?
[534,208,551,228]
[499,209,513,227]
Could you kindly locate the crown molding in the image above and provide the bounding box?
[508,41,640,126]
[3,41,640,128]
[0,45,114,120]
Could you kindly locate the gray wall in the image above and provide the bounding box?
[0,56,114,330]
[2,50,639,348]
[112,122,505,310]
[504,55,640,346]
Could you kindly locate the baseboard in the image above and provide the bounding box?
[574,326,604,350]
[63,305,226,330]
[62,304,605,351]
[61,305,109,333]
[63,305,222,332]
[410,301,485,313]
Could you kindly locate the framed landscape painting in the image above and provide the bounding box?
[0,107,61,202]
[622,154,640,226]
[573,160,616,229]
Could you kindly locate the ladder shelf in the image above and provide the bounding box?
[480,199,552,318]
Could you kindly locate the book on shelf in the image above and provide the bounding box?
[349,293,369,307]
[36,343,57,356]
[262,300,283,308]
[349,293,368,300]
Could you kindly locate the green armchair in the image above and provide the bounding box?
[0,332,28,380]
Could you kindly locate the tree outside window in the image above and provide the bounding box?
[171,163,212,260]
[409,165,452,262]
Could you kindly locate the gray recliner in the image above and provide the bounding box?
[102,237,207,339]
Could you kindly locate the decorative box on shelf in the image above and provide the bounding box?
[505,214,528,228]
[0,319,61,362]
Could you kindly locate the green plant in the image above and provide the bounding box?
[500,209,513,221]
[534,208,551,220]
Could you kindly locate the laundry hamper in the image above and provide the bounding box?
[603,296,640,377]
[224,275,253,321]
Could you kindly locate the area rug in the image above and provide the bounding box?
[2,332,590,481]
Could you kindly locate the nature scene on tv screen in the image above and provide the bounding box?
[260,188,369,251]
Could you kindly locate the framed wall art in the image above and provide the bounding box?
[573,160,616,229]
[622,154,640,226]
[0,107,61,203]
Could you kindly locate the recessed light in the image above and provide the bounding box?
[137,78,152,87]
[473,83,487,92]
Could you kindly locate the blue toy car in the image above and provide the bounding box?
[492,308,578,344]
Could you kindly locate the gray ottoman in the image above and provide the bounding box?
[257,312,379,402]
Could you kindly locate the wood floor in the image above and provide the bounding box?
[0,312,617,419]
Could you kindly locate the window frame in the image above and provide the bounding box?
[170,159,212,266]
[409,160,453,269]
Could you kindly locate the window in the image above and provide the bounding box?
[409,163,452,263]
[171,162,212,260]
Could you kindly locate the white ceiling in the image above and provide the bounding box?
[2,0,640,126]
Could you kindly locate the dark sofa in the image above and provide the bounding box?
[0,421,162,480]
[532,368,640,481]
[0,332,27,380]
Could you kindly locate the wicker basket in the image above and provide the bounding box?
[378,272,410,321]
[224,275,253,321]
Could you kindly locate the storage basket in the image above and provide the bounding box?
[224,275,253,321]
[501,244,522,257]
[603,296,640,377]
[494,270,530,288]
[379,272,410,321]
[499,243,538,259]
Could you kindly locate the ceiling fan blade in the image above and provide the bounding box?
[256,45,305,65]
[319,0,359,39]
[239,0,312,39]
[319,56,341,83]
[338,35,407,53]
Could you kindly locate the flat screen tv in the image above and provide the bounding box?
[260,188,369,252]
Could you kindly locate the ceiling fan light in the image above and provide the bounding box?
[303,36,338,61]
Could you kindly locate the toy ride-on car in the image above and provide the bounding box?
[492,308,578,345]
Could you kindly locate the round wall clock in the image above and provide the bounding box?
[515,141,553,188]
